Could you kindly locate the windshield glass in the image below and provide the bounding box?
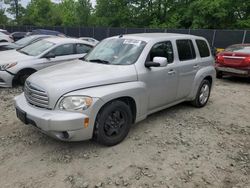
[18,40,54,56]
[225,45,250,54]
[15,36,37,46]
[85,38,146,65]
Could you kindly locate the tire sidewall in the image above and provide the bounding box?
[195,79,211,107]
[94,101,132,146]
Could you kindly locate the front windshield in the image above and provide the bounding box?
[85,38,146,65]
[15,36,37,46]
[225,45,250,54]
[18,40,55,56]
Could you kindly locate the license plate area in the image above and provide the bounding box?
[16,107,27,124]
[217,67,248,74]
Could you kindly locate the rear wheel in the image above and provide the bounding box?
[191,79,211,108]
[94,101,132,146]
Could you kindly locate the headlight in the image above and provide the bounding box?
[59,96,93,112]
[0,62,17,70]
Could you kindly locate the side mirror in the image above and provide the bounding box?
[45,52,56,59]
[145,57,168,68]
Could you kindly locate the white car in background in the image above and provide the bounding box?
[0,37,94,87]
[0,29,14,43]
[79,37,99,45]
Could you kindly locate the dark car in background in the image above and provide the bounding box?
[10,32,27,41]
[215,44,250,78]
[27,29,66,37]
[0,35,55,51]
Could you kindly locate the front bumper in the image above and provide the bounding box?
[14,93,95,141]
[215,64,250,77]
[0,70,14,87]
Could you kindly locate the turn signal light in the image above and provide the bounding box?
[84,118,89,128]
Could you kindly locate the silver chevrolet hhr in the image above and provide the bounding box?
[15,33,216,146]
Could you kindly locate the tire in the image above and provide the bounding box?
[216,71,223,79]
[94,100,132,146]
[19,70,36,85]
[191,79,211,108]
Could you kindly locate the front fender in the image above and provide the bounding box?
[188,66,216,100]
[65,81,148,122]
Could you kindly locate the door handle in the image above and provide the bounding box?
[193,65,200,69]
[168,70,176,75]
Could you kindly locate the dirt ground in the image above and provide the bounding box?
[0,77,249,188]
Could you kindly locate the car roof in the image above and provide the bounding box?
[114,33,205,42]
[43,37,94,46]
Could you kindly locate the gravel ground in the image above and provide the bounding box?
[0,78,250,188]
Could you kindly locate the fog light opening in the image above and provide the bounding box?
[62,131,69,139]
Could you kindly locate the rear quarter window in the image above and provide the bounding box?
[176,39,196,61]
[196,39,210,58]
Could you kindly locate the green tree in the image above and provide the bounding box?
[22,0,62,26]
[76,0,92,26]
[0,0,8,25]
[4,0,25,24]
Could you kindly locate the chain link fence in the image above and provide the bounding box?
[1,25,249,48]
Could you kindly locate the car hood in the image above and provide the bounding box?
[0,50,33,65]
[27,60,138,108]
[0,42,12,47]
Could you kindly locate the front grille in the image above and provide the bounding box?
[24,81,49,109]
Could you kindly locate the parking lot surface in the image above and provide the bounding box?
[0,78,249,188]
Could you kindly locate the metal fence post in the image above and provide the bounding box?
[242,30,247,44]
[212,30,216,47]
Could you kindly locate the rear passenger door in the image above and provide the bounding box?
[175,39,199,100]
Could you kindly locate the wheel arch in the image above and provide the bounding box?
[13,68,37,85]
[97,96,137,124]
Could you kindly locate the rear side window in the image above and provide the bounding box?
[149,41,174,63]
[76,44,92,54]
[176,39,196,61]
[196,39,210,57]
[52,44,74,56]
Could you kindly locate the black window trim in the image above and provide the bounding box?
[146,40,175,64]
[176,39,196,61]
[195,39,210,58]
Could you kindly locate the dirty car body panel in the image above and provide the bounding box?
[15,33,215,142]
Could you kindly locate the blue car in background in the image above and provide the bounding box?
[27,29,66,37]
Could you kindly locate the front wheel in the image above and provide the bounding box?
[93,101,132,146]
[191,79,211,108]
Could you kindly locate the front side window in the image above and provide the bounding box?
[196,39,210,58]
[18,40,55,56]
[51,44,74,56]
[149,41,174,63]
[85,38,146,65]
[76,44,92,54]
[176,39,196,61]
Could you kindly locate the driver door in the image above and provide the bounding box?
[140,41,178,111]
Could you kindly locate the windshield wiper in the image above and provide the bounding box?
[17,50,29,55]
[88,59,111,64]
